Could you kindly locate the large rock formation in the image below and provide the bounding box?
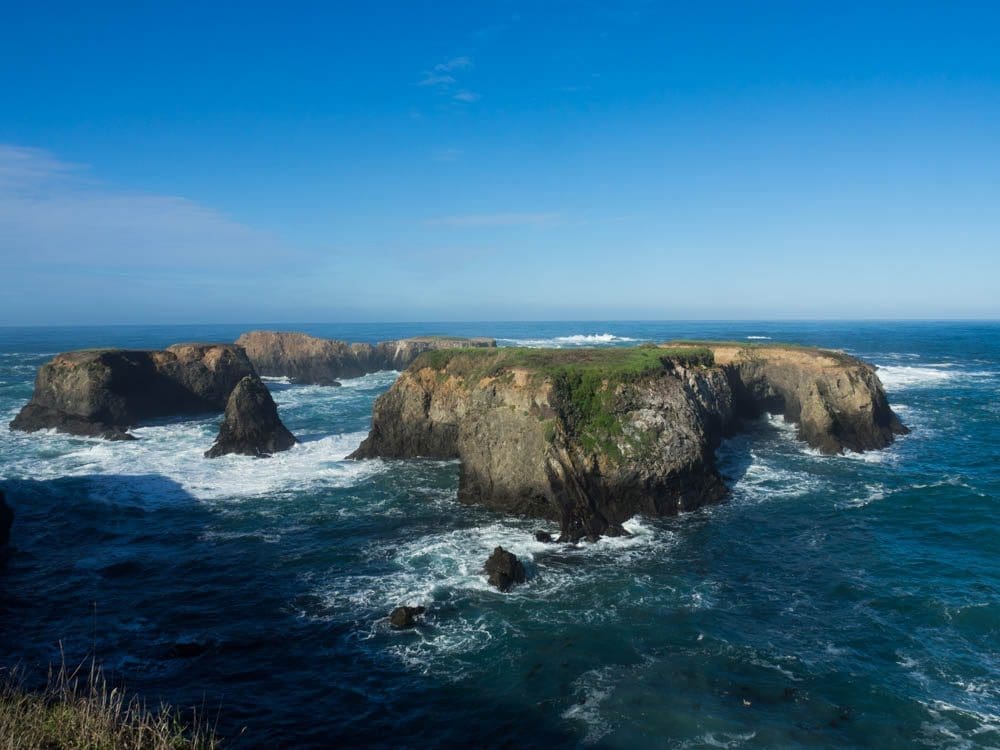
[350,343,907,541]
[10,344,256,440]
[235,330,496,385]
[205,376,297,458]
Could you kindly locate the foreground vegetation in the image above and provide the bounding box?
[0,659,224,750]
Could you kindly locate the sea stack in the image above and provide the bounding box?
[351,343,907,541]
[205,376,297,458]
[10,344,256,440]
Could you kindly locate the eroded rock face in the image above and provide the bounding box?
[235,330,496,385]
[705,344,908,453]
[10,345,256,440]
[0,490,12,547]
[350,344,906,541]
[205,376,296,458]
[483,547,526,591]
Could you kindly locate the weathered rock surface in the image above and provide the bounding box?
[351,344,907,541]
[235,330,496,385]
[205,376,297,458]
[0,490,12,547]
[484,547,527,591]
[389,605,426,629]
[10,344,257,440]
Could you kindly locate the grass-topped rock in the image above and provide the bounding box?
[350,342,907,541]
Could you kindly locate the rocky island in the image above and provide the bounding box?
[8,344,284,446]
[351,342,907,541]
[235,331,496,385]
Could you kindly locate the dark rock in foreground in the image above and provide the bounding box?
[235,330,496,385]
[484,546,526,591]
[0,490,12,547]
[351,343,908,541]
[389,605,426,629]
[205,376,297,458]
[10,344,256,439]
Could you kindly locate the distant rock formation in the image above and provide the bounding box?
[10,344,256,440]
[235,330,496,385]
[483,547,526,591]
[0,490,12,547]
[351,343,908,541]
[205,376,297,458]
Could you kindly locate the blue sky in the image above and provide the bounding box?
[1,1,998,324]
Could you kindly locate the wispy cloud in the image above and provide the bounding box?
[434,56,472,72]
[417,56,480,103]
[418,72,455,87]
[0,144,292,272]
[426,212,563,228]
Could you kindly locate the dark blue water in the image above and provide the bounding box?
[1,322,997,749]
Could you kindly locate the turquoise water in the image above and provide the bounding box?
[0,321,997,749]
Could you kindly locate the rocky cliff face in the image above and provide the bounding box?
[703,344,907,453]
[235,331,496,385]
[10,344,256,440]
[351,344,906,541]
[205,376,297,458]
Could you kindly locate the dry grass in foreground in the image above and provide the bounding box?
[0,656,225,750]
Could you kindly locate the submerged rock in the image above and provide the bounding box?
[205,376,296,458]
[484,546,526,591]
[534,530,554,543]
[235,330,496,385]
[351,343,907,541]
[10,344,256,440]
[0,490,12,547]
[389,605,426,629]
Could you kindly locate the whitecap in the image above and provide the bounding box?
[745,335,772,340]
[561,666,617,744]
[497,333,641,348]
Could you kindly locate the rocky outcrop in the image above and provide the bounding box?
[350,344,907,541]
[389,605,426,629]
[10,344,256,440]
[701,343,908,453]
[205,376,297,458]
[483,547,526,591]
[0,490,12,547]
[235,330,496,385]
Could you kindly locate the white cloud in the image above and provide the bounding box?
[418,57,476,96]
[426,212,563,228]
[434,56,472,72]
[418,72,455,87]
[0,144,293,272]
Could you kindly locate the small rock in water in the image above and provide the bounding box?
[533,530,554,543]
[483,546,526,591]
[389,605,426,629]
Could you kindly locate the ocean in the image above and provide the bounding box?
[0,321,997,749]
